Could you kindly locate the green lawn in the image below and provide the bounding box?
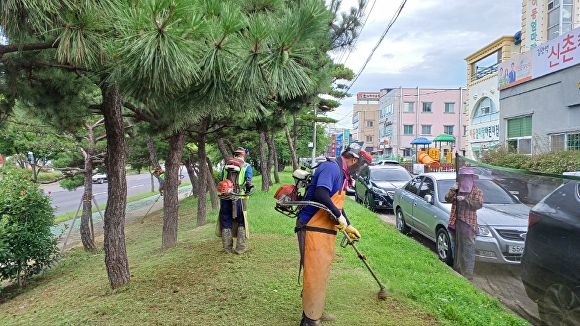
[0,172,529,326]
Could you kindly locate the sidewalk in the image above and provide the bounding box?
[52,185,193,251]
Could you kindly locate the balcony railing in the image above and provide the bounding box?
[471,63,499,81]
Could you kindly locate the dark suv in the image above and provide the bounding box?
[521,173,580,325]
[354,163,412,211]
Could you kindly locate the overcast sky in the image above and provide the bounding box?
[327,0,523,128]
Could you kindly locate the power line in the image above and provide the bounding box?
[338,0,378,65]
[346,0,407,92]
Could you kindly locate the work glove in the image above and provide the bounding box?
[245,183,256,195]
[345,225,361,240]
[335,214,348,232]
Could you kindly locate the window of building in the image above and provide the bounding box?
[366,120,373,127]
[472,97,499,124]
[551,134,565,151]
[422,102,432,113]
[546,0,573,41]
[403,125,413,135]
[366,135,373,143]
[507,115,532,154]
[444,125,454,135]
[421,125,431,135]
[507,116,532,138]
[444,102,455,113]
[404,102,414,112]
[567,133,580,150]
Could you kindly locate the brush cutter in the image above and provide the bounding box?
[140,194,162,224]
[277,200,388,300]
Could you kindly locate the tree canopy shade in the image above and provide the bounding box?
[0,0,363,289]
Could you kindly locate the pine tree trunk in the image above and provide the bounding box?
[80,153,96,252]
[184,157,199,196]
[259,131,271,191]
[162,131,184,251]
[145,134,161,169]
[101,82,130,289]
[267,132,278,185]
[196,120,209,227]
[216,138,230,162]
[284,125,298,171]
[268,134,280,183]
[206,157,218,209]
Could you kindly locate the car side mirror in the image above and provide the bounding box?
[424,194,433,204]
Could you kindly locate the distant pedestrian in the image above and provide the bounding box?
[445,167,483,280]
[152,168,165,195]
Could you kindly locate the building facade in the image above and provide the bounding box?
[495,0,580,154]
[465,36,519,159]
[352,92,380,152]
[377,87,465,159]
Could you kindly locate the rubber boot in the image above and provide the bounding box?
[221,229,233,253]
[321,312,337,322]
[300,312,321,326]
[235,226,246,254]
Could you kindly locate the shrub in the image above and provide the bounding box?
[480,147,580,174]
[0,166,60,289]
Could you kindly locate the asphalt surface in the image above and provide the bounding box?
[53,185,193,251]
[376,209,540,326]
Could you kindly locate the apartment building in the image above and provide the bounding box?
[377,87,465,159]
[352,92,380,152]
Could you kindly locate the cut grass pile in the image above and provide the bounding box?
[0,172,529,326]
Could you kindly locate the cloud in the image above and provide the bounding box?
[328,0,522,128]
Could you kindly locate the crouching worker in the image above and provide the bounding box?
[217,147,254,254]
[296,143,372,325]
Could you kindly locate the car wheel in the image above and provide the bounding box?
[354,191,361,204]
[395,208,410,234]
[436,228,454,267]
[364,193,375,211]
[98,178,104,184]
[538,283,580,325]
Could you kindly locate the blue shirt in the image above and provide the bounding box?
[298,160,343,224]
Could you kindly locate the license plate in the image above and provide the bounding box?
[509,190,519,195]
[508,245,524,254]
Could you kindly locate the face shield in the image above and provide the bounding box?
[346,149,373,179]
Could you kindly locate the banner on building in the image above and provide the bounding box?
[499,25,580,90]
[357,92,380,101]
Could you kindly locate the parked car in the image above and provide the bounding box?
[392,172,529,266]
[471,166,529,202]
[354,164,412,211]
[521,172,580,325]
[375,159,400,166]
[92,173,108,184]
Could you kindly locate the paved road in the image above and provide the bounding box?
[375,209,541,326]
[41,173,160,216]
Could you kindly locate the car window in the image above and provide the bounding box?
[419,177,435,198]
[543,181,580,221]
[370,169,411,182]
[437,179,518,204]
[405,176,422,195]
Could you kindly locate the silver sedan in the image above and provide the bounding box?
[393,172,529,266]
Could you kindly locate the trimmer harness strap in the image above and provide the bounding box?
[294,225,337,235]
